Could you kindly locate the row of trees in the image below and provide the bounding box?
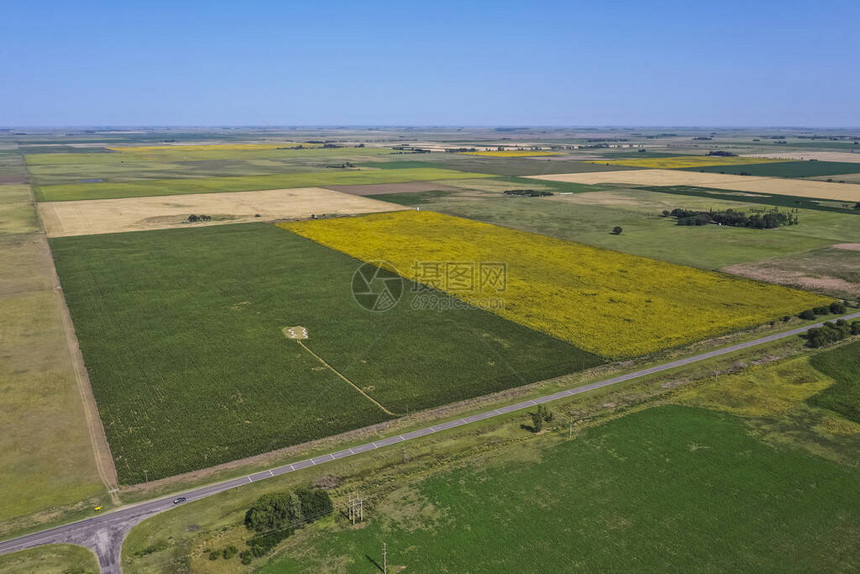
[798,301,846,321]
[804,320,860,348]
[504,189,554,197]
[665,207,798,229]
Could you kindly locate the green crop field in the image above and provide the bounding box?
[682,160,860,178]
[360,155,634,176]
[808,340,860,423]
[51,223,600,483]
[260,406,859,573]
[34,167,492,201]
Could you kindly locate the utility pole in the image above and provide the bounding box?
[348,492,364,525]
[382,542,387,574]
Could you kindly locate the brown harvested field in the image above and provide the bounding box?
[38,186,407,237]
[325,181,459,196]
[723,246,860,299]
[529,169,860,202]
[742,151,860,163]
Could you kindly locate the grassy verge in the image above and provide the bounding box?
[0,544,99,574]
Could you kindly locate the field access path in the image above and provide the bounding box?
[1,313,858,573]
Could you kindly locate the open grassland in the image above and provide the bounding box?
[35,168,492,202]
[590,155,782,169]
[282,211,829,357]
[531,169,860,201]
[0,184,39,234]
[808,341,860,423]
[724,247,860,299]
[25,147,395,188]
[638,185,859,214]
[393,185,860,270]
[0,544,99,574]
[51,223,598,483]
[106,142,318,154]
[38,187,405,237]
[460,150,560,157]
[683,160,860,178]
[0,181,106,535]
[259,407,859,574]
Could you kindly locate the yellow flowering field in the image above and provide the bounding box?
[280,211,830,358]
[462,150,561,157]
[588,156,782,169]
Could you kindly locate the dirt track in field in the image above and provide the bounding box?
[326,181,459,196]
[529,169,860,201]
[38,187,407,237]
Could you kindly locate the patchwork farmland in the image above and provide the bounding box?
[51,223,599,482]
[3,127,860,573]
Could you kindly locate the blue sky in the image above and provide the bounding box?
[2,1,858,127]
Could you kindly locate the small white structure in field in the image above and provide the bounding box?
[283,326,308,340]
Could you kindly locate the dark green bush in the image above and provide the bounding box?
[830,301,846,314]
[799,309,816,320]
[223,545,238,559]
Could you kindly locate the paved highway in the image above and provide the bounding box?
[1,313,857,573]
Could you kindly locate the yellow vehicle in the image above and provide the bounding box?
[94,506,102,512]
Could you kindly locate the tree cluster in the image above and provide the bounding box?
[237,488,333,564]
[804,320,860,348]
[528,404,553,433]
[664,207,798,229]
[504,189,554,197]
[707,150,737,157]
[187,214,211,223]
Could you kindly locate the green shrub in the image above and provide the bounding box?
[799,309,816,320]
[239,550,253,565]
[208,551,219,561]
[812,306,830,316]
[830,301,846,314]
[223,545,238,559]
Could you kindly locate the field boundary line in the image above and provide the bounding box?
[21,149,120,497]
[295,340,400,416]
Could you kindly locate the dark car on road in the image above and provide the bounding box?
[173,497,187,504]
